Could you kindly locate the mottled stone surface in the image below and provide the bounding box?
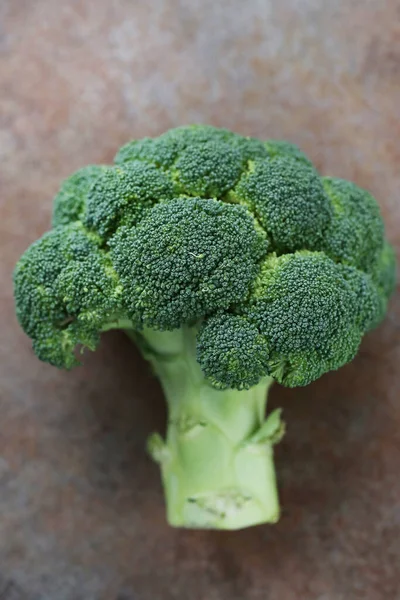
[1,1,400,598]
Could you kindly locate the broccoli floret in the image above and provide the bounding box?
[84,162,176,238]
[373,241,397,298]
[52,165,107,227]
[14,223,124,368]
[240,251,382,387]
[110,197,268,330]
[322,177,385,272]
[231,156,332,252]
[197,313,270,390]
[14,125,395,531]
[264,139,313,166]
[170,142,244,197]
[115,124,268,170]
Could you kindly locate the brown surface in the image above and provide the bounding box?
[1,1,400,598]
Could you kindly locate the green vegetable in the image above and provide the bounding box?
[14,125,396,530]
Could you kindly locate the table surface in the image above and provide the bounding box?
[1,1,400,599]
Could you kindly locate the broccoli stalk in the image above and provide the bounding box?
[134,327,282,529]
[14,125,395,530]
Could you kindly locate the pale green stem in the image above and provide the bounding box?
[127,326,283,530]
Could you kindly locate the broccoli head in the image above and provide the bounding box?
[14,125,396,530]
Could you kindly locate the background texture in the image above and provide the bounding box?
[1,1,399,599]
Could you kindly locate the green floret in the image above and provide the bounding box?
[231,157,332,253]
[13,224,123,368]
[264,139,313,166]
[115,125,268,169]
[339,265,386,332]
[163,125,269,162]
[243,252,365,386]
[197,313,270,389]
[115,134,181,169]
[322,177,385,273]
[171,142,244,197]
[84,162,176,238]
[114,125,233,169]
[52,165,107,227]
[374,241,397,298]
[110,197,268,330]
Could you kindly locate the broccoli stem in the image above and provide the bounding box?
[128,326,283,530]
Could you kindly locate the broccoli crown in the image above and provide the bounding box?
[14,125,395,385]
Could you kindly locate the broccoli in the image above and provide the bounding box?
[14,125,396,530]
